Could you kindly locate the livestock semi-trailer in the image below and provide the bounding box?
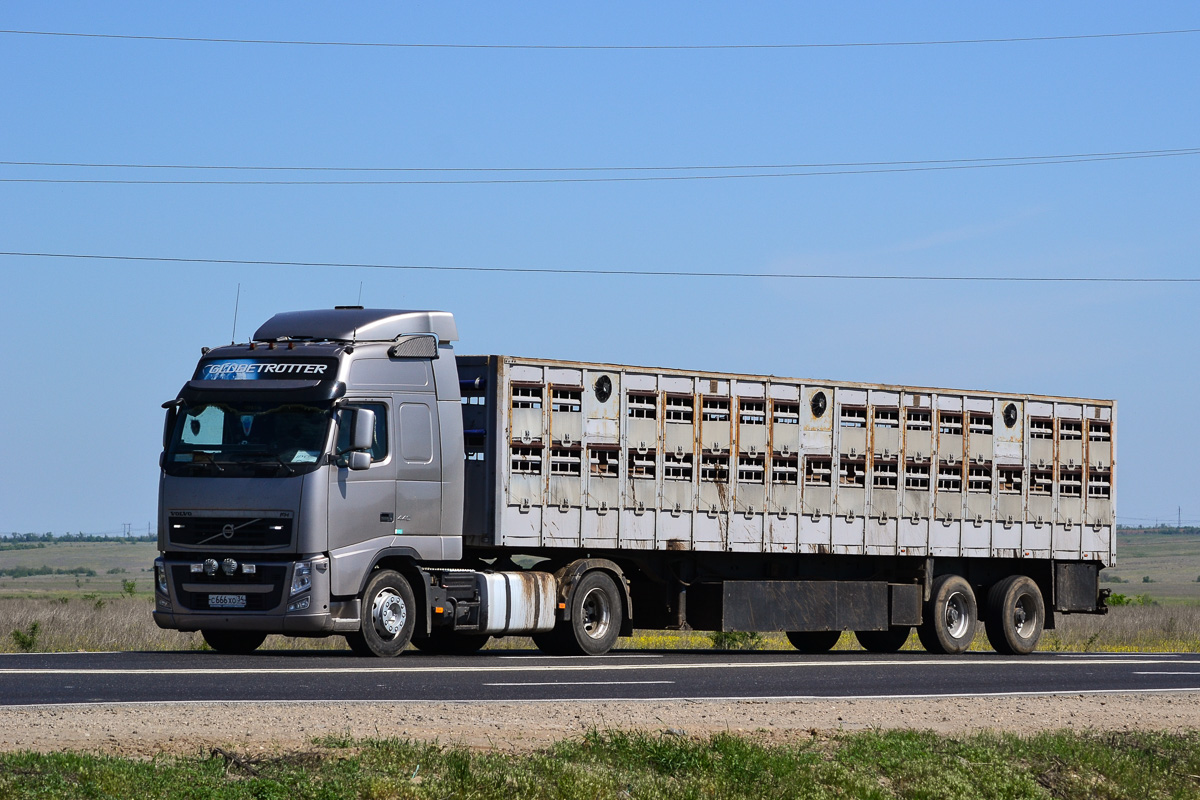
[154,307,1113,657]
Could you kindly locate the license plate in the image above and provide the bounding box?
[209,594,246,609]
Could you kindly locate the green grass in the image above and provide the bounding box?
[4,730,1200,799]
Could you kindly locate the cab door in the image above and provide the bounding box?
[328,400,396,553]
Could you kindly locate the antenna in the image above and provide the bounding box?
[231,283,242,344]
[357,281,363,305]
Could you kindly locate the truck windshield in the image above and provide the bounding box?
[164,400,333,478]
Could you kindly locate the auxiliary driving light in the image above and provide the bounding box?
[221,558,238,576]
[203,558,219,576]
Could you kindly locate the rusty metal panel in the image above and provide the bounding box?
[721,580,888,632]
[1055,562,1099,611]
[890,584,922,626]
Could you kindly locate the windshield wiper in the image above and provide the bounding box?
[238,449,297,475]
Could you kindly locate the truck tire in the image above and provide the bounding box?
[917,574,977,654]
[984,575,1045,655]
[345,570,416,658]
[855,627,912,653]
[538,570,623,656]
[201,629,267,654]
[410,631,491,655]
[786,630,842,653]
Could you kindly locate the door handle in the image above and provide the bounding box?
[380,513,395,523]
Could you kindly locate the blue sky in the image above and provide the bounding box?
[1,3,1198,533]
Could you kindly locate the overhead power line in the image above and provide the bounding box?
[2,28,1198,50]
[3,147,1197,174]
[2,149,1197,186]
[2,251,1198,283]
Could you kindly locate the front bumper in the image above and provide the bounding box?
[153,554,347,635]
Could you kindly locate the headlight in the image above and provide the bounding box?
[154,559,168,595]
[290,561,311,596]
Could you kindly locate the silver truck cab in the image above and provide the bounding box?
[153,307,465,650]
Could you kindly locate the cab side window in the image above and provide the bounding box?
[337,402,389,461]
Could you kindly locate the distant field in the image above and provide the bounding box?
[1108,531,1200,604]
[0,542,158,596]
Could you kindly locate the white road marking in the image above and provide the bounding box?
[1133,671,1200,675]
[498,654,663,660]
[8,686,1200,709]
[484,680,674,687]
[2,657,1198,677]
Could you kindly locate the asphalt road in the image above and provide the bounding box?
[3,650,1200,706]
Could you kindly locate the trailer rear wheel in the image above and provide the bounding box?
[345,569,416,658]
[786,630,842,653]
[410,631,491,655]
[201,629,267,654]
[917,575,977,654]
[984,575,1045,655]
[855,627,912,653]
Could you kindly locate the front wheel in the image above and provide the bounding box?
[917,574,978,654]
[201,629,267,654]
[345,570,417,658]
[984,575,1045,655]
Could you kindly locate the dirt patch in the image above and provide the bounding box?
[3,693,1200,757]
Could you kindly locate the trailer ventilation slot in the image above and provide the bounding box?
[873,461,898,489]
[700,453,730,483]
[968,464,992,493]
[999,467,1023,494]
[874,409,900,429]
[588,446,619,477]
[510,446,543,474]
[511,385,543,409]
[1029,469,1053,495]
[1059,469,1083,497]
[937,464,962,492]
[1088,421,1111,442]
[1087,469,1111,498]
[772,402,800,425]
[804,456,832,486]
[701,398,730,422]
[904,462,930,490]
[665,395,694,423]
[839,459,866,487]
[738,400,766,426]
[550,447,582,476]
[1030,418,1053,439]
[552,388,582,413]
[840,407,867,429]
[969,414,993,435]
[628,393,657,419]
[664,453,693,481]
[938,412,963,436]
[771,455,798,484]
[627,449,656,478]
[906,409,932,430]
[1059,421,1083,441]
[737,455,765,483]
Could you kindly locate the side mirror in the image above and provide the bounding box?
[350,408,376,452]
[347,451,371,471]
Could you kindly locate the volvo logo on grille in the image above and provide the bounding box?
[221,523,236,539]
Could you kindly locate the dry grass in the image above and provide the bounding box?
[4,596,1200,655]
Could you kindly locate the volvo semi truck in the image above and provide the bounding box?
[154,307,1113,657]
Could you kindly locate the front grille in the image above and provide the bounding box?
[168,517,292,548]
[171,564,288,611]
